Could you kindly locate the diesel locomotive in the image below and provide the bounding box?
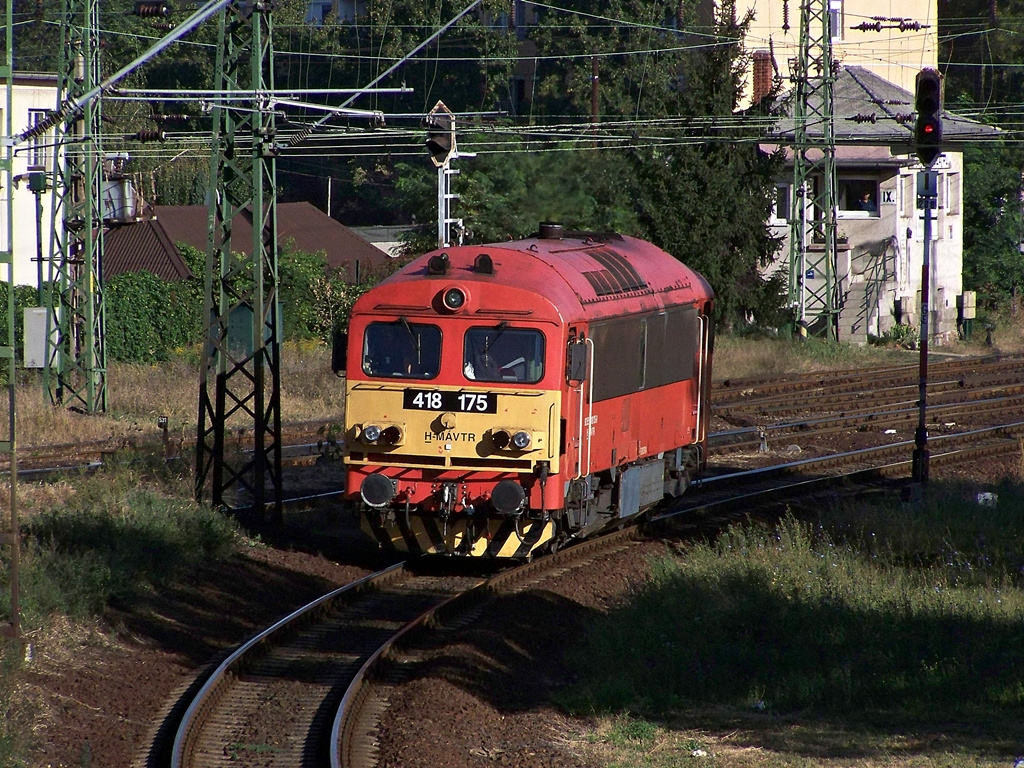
[334,224,714,558]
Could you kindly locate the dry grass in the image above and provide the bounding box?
[713,309,1024,382]
[3,341,345,449]
[0,322,1020,447]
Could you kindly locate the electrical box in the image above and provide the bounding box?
[957,291,976,320]
[896,296,916,322]
[23,307,48,369]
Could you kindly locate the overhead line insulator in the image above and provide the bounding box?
[132,1,171,17]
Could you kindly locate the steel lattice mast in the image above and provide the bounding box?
[788,0,838,339]
[195,0,282,520]
[46,0,106,412]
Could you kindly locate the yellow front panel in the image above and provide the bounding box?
[345,381,561,473]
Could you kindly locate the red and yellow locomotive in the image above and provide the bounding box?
[335,224,714,558]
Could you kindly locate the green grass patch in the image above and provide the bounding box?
[818,480,1024,582]
[0,459,239,625]
[0,644,27,768]
[559,507,1024,719]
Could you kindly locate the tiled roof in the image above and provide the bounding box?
[768,66,1001,145]
[103,201,391,282]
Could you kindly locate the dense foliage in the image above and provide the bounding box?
[103,245,374,363]
[939,0,1024,309]
[12,0,785,328]
[12,0,1023,322]
[387,0,785,326]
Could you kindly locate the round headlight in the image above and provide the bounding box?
[442,287,466,311]
[361,474,396,507]
[381,425,403,445]
[362,424,382,443]
[511,430,532,450]
[491,429,511,449]
[491,479,526,515]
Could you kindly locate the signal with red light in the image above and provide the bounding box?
[914,68,943,167]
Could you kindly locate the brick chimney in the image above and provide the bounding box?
[752,50,774,104]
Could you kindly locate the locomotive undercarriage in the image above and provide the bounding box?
[357,445,701,558]
[562,445,701,542]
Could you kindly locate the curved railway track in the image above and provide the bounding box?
[142,530,640,768]
[143,406,1024,768]
[163,564,483,768]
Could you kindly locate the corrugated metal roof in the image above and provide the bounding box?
[103,201,391,282]
[102,218,191,281]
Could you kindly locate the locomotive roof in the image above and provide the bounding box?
[370,231,713,323]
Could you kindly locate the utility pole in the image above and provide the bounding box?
[195,0,283,521]
[788,0,838,339]
[1,0,21,640]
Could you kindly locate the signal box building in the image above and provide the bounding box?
[762,66,996,343]
[722,0,998,343]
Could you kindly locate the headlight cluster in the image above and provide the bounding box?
[359,423,404,446]
[491,428,532,451]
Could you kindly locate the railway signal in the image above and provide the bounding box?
[425,101,456,167]
[914,68,943,167]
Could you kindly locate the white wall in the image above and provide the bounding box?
[768,150,964,343]
[1,75,59,289]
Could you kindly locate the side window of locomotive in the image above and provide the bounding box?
[590,318,644,401]
[362,321,442,379]
[464,327,544,384]
[645,305,697,387]
[589,306,697,401]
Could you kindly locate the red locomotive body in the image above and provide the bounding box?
[337,225,714,557]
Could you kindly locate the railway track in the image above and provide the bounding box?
[141,530,640,768]
[160,564,482,768]
[140,411,1024,768]
[6,353,1022,484]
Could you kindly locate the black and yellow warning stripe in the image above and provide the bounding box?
[362,512,555,558]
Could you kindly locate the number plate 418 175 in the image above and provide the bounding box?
[403,389,497,413]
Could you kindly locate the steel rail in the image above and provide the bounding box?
[331,525,639,768]
[710,391,1024,453]
[170,563,406,768]
[654,419,1024,530]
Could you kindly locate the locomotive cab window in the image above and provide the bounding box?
[362,321,442,379]
[464,326,544,384]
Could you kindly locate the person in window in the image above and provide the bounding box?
[859,192,877,213]
[465,350,499,380]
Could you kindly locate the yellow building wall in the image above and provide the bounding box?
[734,0,938,104]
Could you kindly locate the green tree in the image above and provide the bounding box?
[939,1,1024,310]
[961,140,1024,308]
[393,0,784,326]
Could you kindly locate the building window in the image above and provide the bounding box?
[900,174,914,218]
[947,172,961,215]
[829,0,844,41]
[772,183,791,224]
[27,109,49,169]
[837,178,878,217]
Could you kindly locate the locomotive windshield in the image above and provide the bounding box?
[464,326,544,383]
[362,320,442,379]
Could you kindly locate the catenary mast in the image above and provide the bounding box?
[788,0,839,339]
